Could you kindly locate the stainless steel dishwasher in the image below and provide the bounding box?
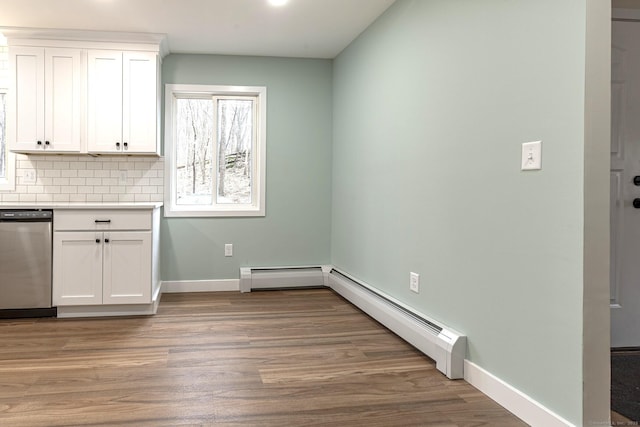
[0,209,56,318]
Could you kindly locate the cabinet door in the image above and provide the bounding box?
[44,48,82,152]
[87,50,123,153]
[122,52,158,154]
[8,46,45,152]
[102,231,152,304]
[53,232,103,306]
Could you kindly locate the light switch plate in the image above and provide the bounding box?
[225,244,233,257]
[521,141,542,171]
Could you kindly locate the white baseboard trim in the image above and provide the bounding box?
[464,360,574,427]
[161,279,240,293]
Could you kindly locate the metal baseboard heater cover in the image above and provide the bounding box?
[240,266,327,292]
[238,265,466,379]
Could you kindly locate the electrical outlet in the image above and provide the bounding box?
[410,272,420,293]
[225,244,233,257]
[118,170,128,185]
[23,169,36,184]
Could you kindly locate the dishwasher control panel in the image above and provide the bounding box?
[0,210,53,220]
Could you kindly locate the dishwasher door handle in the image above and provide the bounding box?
[94,220,111,224]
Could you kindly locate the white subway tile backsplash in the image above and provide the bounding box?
[36,161,53,169]
[60,186,78,194]
[69,178,85,186]
[61,170,78,178]
[18,160,34,169]
[53,162,70,170]
[86,177,102,185]
[93,186,110,194]
[69,194,87,203]
[36,194,53,202]
[134,162,150,170]
[27,186,45,194]
[68,162,87,170]
[46,186,61,194]
[0,155,164,205]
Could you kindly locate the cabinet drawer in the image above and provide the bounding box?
[54,210,151,231]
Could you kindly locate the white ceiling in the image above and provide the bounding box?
[0,0,396,58]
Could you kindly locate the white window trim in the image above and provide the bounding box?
[164,84,267,218]
[0,88,14,192]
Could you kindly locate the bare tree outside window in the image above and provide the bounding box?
[217,99,253,204]
[175,98,214,205]
[174,97,254,206]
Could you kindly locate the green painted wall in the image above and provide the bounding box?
[161,55,333,280]
[331,0,589,424]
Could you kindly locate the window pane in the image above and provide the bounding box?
[0,93,6,179]
[217,99,253,205]
[175,98,214,205]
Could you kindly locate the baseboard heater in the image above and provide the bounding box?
[238,265,466,379]
[239,266,328,293]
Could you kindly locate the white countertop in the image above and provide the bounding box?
[0,202,163,210]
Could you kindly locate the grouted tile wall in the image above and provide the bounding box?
[0,154,164,204]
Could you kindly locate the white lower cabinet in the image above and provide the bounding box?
[53,232,103,306]
[53,208,160,316]
[54,231,151,306]
[103,232,152,304]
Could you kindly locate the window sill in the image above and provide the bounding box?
[164,206,265,218]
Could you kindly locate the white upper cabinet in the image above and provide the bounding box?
[9,46,81,153]
[87,50,158,155]
[123,52,158,155]
[87,50,122,154]
[7,32,164,156]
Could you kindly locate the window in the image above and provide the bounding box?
[165,84,266,217]
[0,37,14,192]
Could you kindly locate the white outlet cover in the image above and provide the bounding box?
[410,272,420,293]
[521,141,542,171]
[118,170,128,185]
[225,244,233,257]
[23,169,37,184]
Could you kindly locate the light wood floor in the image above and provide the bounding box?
[0,289,527,426]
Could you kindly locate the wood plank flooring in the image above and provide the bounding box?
[0,289,527,426]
